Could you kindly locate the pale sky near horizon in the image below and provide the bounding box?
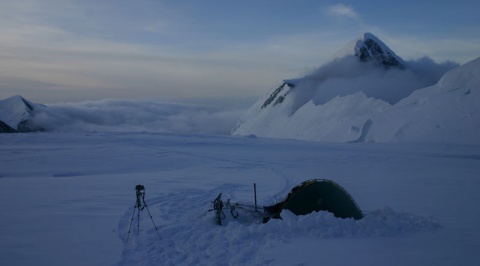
[0,0,479,104]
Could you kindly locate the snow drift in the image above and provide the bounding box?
[232,33,479,144]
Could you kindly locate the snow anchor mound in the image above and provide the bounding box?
[210,179,363,225]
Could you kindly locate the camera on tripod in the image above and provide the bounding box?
[135,184,145,192]
[127,184,161,241]
[135,184,146,210]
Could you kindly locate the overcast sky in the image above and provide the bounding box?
[1,0,479,104]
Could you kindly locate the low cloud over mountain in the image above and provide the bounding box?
[0,97,241,135]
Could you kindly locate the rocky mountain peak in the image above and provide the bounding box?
[354,33,404,68]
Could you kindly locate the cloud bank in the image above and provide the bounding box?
[32,99,243,135]
[25,56,459,135]
[289,56,459,111]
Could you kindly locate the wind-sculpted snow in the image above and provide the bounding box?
[117,189,440,266]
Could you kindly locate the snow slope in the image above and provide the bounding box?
[1,132,480,265]
[232,33,474,144]
[366,57,480,143]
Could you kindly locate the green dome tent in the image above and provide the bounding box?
[264,179,363,221]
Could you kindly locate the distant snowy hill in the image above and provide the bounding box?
[232,33,478,144]
[0,95,45,132]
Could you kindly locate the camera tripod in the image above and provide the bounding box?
[126,184,161,241]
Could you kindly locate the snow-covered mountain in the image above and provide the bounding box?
[232,33,479,144]
[0,95,45,132]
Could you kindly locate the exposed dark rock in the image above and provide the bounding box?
[261,83,287,108]
[261,82,296,109]
[0,120,18,133]
[355,35,403,68]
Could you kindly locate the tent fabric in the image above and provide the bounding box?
[264,179,363,221]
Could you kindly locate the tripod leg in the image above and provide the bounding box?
[126,204,137,242]
[137,204,141,235]
[143,204,161,240]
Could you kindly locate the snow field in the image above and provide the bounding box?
[1,132,479,265]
